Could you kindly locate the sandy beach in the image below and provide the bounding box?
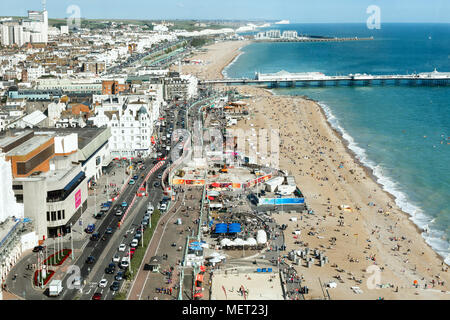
[172,40,250,80]
[185,40,450,300]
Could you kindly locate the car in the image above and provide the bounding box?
[90,233,100,241]
[142,220,149,226]
[118,244,127,252]
[115,210,122,216]
[178,144,183,150]
[94,212,104,219]
[157,174,162,179]
[115,271,124,281]
[129,179,135,185]
[32,246,45,252]
[133,175,138,180]
[92,292,102,300]
[160,203,167,211]
[86,256,96,264]
[130,239,139,248]
[147,206,154,214]
[112,254,120,263]
[110,281,120,291]
[135,231,142,239]
[120,257,130,269]
[106,227,113,234]
[153,181,160,188]
[121,202,128,208]
[98,279,108,288]
[171,242,177,247]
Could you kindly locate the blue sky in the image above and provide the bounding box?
[1,0,449,22]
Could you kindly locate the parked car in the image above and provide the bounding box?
[112,254,120,263]
[129,179,135,185]
[118,244,126,252]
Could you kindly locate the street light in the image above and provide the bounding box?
[71,223,74,260]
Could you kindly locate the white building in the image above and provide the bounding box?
[90,96,160,158]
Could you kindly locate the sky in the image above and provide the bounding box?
[1,0,449,23]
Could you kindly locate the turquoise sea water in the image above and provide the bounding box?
[226,23,450,262]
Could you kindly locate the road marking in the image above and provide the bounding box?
[136,192,186,300]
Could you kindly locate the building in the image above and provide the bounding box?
[163,73,198,101]
[81,61,106,75]
[1,23,24,47]
[90,95,159,158]
[36,78,102,94]
[1,9,49,46]
[282,30,298,39]
[0,154,37,286]
[0,127,111,239]
[102,80,129,95]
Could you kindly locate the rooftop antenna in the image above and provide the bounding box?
[42,0,47,11]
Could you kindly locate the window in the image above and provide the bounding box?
[12,184,23,190]
[62,210,65,220]
[51,211,56,221]
[57,210,61,220]
[47,211,50,221]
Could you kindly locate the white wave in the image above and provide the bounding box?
[222,50,245,79]
[318,101,450,264]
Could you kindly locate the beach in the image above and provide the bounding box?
[171,40,251,80]
[185,40,450,300]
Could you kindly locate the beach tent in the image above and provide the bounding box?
[290,217,298,222]
[220,238,232,247]
[208,252,221,258]
[257,230,267,244]
[233,238,247,246]
[246,238,257,246]
[228,223,242,233]
[215,223,227,234]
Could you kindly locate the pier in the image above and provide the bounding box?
[199,70,450,88]
[253,36,374,43]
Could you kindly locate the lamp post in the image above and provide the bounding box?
[71,223,74,260]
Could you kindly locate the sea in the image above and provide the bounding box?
[225,23,450,264]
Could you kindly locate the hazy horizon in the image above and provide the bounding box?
[1,0,449,23]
